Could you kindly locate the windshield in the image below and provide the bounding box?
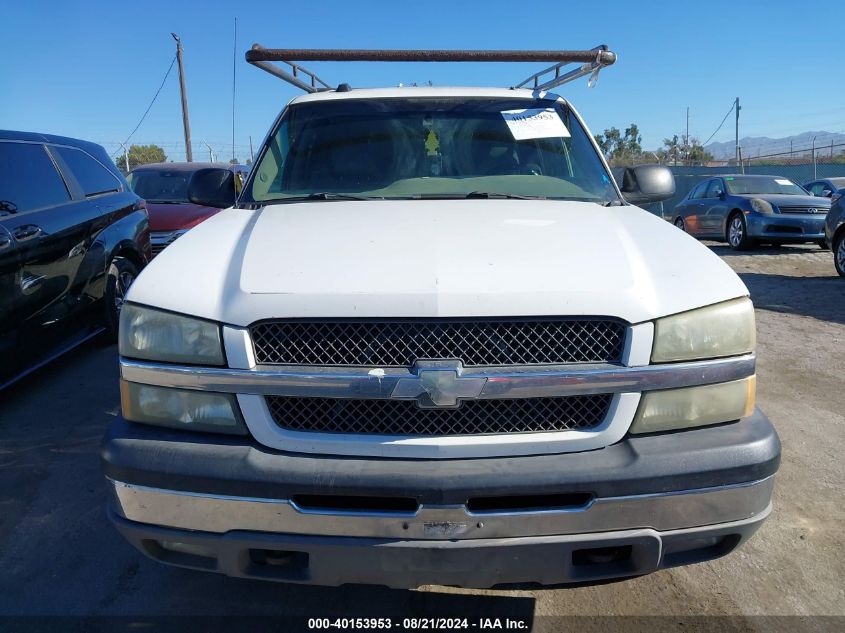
[245,97,619,204]
[127,170,191,203]
[724,176,806,196]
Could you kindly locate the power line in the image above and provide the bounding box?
[111,55,177,159]
[702,101,736,147]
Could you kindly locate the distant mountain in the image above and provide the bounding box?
[705,131,845,160]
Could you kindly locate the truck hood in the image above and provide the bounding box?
[128,199,749,326]
[146,202,221,231]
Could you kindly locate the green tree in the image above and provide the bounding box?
[661,135,682,164]
[115,144,167,172]
[685,137,714,165]
[623,123,642,156]
[595,125,643,163]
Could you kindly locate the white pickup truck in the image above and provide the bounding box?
[102,47,779,589]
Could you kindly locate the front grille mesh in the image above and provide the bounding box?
[265,394,612,436]
[251,319,625,367]
[778,206,827,215]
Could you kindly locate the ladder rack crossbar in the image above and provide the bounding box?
[245,44,616,93]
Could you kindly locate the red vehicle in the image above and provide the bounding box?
[127,162,249,256]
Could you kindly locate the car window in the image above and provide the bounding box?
[689,182,708,200]
[54,146,121,197]
[705,179,725,198]
[724,176,805,195]
[127,170,191,202]
[0,141,71,214]
[805,182,825,196]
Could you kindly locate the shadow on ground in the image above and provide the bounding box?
[738,272,845,325]
[708,244,829,258]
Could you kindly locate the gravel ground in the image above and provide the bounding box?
[0,243,842,627]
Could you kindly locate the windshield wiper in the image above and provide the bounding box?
[415,192,546,200]
[269,193,378,203]
[465,191,546,200]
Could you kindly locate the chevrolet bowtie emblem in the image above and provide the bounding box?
[391,362,487,408]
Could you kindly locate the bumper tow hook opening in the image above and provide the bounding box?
[572,545,633,566]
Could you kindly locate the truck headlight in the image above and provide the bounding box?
[119,304,224,366]
[120,381,246,434]
[750,198,773,214]
[652,298,755,363]
[630,376,755,434]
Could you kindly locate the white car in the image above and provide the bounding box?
[102,47,779,589]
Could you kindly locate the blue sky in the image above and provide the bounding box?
[2,0,843,162]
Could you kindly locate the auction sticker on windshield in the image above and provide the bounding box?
[501,108,570,140]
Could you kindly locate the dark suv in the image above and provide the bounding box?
[0,131,150,389]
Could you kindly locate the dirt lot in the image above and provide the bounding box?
[0,243,842,627]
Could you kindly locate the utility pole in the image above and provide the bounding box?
[812,136,817,179]
[249,135,254,163]
[172,33,193,162]
[685,107,689,149]
[118,142,129,173]
[734,97,741,166]
[232,17,237,163]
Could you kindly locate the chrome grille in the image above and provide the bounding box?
[250,319,626,367]
[265,394,612,436]
[778,206,828,215]
[149,230,186,256]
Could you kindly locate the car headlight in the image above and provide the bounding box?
[630,376,755,434]
[120,381,246,434]
[652,297,755,363]
[750,198,773,214]
[119,304,224,365]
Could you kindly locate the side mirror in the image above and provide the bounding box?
[718,190,727,200]
[822,189,833,198]
[187,168,237,208]
[619,164,675,205]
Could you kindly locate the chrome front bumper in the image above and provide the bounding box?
[107,476,774,588]
[109,476,774,541]
[102,409,780,587]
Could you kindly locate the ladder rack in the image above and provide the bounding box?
[245,44,617,93]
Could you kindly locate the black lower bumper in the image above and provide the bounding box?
[102,410,780,588]
[102,409,780,503]
[110,506,770,589]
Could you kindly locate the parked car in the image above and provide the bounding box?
[673,174,831,250]
[127,162,249,256]
[803,177,845,201]
[0,130,149,389]
[102,47,779,589]
[824,192,845,276]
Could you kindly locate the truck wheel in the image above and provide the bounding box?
[727,213,753,251]
[835,233,845,278]
[103,256,138,341]
[674,217,685,231]
[817,239,830,250]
